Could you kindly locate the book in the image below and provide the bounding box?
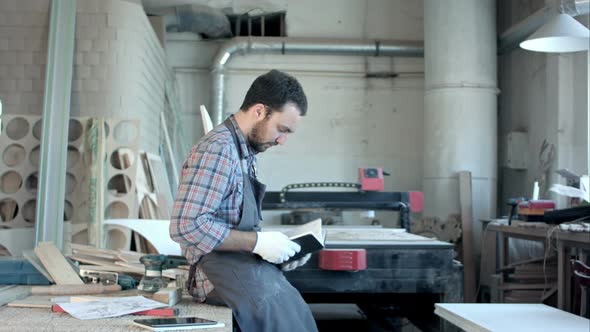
[282,218,326,263]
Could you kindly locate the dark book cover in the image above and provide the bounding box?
[285,232,325,263]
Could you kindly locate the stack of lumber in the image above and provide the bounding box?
[67,244,186,280]
[492,256,557,303]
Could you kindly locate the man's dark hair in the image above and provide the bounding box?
[240,69,308,116]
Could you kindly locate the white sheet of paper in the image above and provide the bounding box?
[550,183,588,202]
[57,296,166,320]
[103,219,181,255]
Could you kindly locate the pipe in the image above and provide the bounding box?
[498,0,590,54]
[210,37,424,124]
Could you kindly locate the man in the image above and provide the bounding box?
[170,70,318,332]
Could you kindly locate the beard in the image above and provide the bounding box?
[248,120,277,153]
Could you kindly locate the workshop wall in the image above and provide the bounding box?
[498,0,589,214]
[0,0,50,116]
[166,0,426,227]
[0,0,168,154]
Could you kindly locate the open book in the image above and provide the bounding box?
[282,218,326,263]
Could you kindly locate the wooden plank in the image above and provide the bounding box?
[23,250,54,283]
[70,243,119,258]
[68,253,118,266]
[78,264,144,275]
[498,256,555,272]
[7,296,53,308]
[159,112,179,190]
[117,250,143,264]
[133,232,146,253]
[146,153,174,219]
[96,119,106,247]
[31,284,121,295]
[479,223,496,287]
[557,241,566,309]
[34,242,83,285]
[0,286,32,307]
[508,273,556,281]
[497,282,555,290]
[152,287,182,306]
[458,171,476,302]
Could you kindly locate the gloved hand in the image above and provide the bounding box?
[281,253,311,272]
[252,232,301,264]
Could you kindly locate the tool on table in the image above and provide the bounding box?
[117,274,137,290]
[506,198,523,225]
[79,269,118,286]
[138,254,187,293]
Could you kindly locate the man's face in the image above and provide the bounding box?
[248,103,302,153]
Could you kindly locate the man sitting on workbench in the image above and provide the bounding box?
[170,70,317,332]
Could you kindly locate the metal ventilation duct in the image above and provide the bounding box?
[209,37,424,124]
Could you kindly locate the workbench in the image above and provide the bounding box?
[435,303,590,332]
[0,289,232,332]
[486,221,590,311]
[277,227,461,331]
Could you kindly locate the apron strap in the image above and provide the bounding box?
[223,117,245,160]
[187,260,198,296]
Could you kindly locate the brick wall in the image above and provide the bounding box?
[0,0,168,153]
[0,0,50,116]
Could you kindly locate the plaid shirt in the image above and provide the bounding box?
[170,116,256,302]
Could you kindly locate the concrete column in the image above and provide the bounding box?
[423,0,498,245]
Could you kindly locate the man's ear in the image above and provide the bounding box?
[254,103,267,119]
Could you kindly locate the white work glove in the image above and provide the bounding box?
[281,253,311,272]
[252,232,301,264]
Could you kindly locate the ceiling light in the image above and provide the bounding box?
[520,13,590,53]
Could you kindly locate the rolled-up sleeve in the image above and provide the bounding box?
[170,141,236,255]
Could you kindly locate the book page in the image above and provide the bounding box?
[283,218,322,242]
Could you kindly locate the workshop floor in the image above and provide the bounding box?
[311,304,423,332]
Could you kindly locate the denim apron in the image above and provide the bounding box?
[198,118,317,332]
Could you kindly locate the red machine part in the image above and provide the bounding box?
[359,168,384,192]
[409,191,423,213]
[318,249,367,271]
